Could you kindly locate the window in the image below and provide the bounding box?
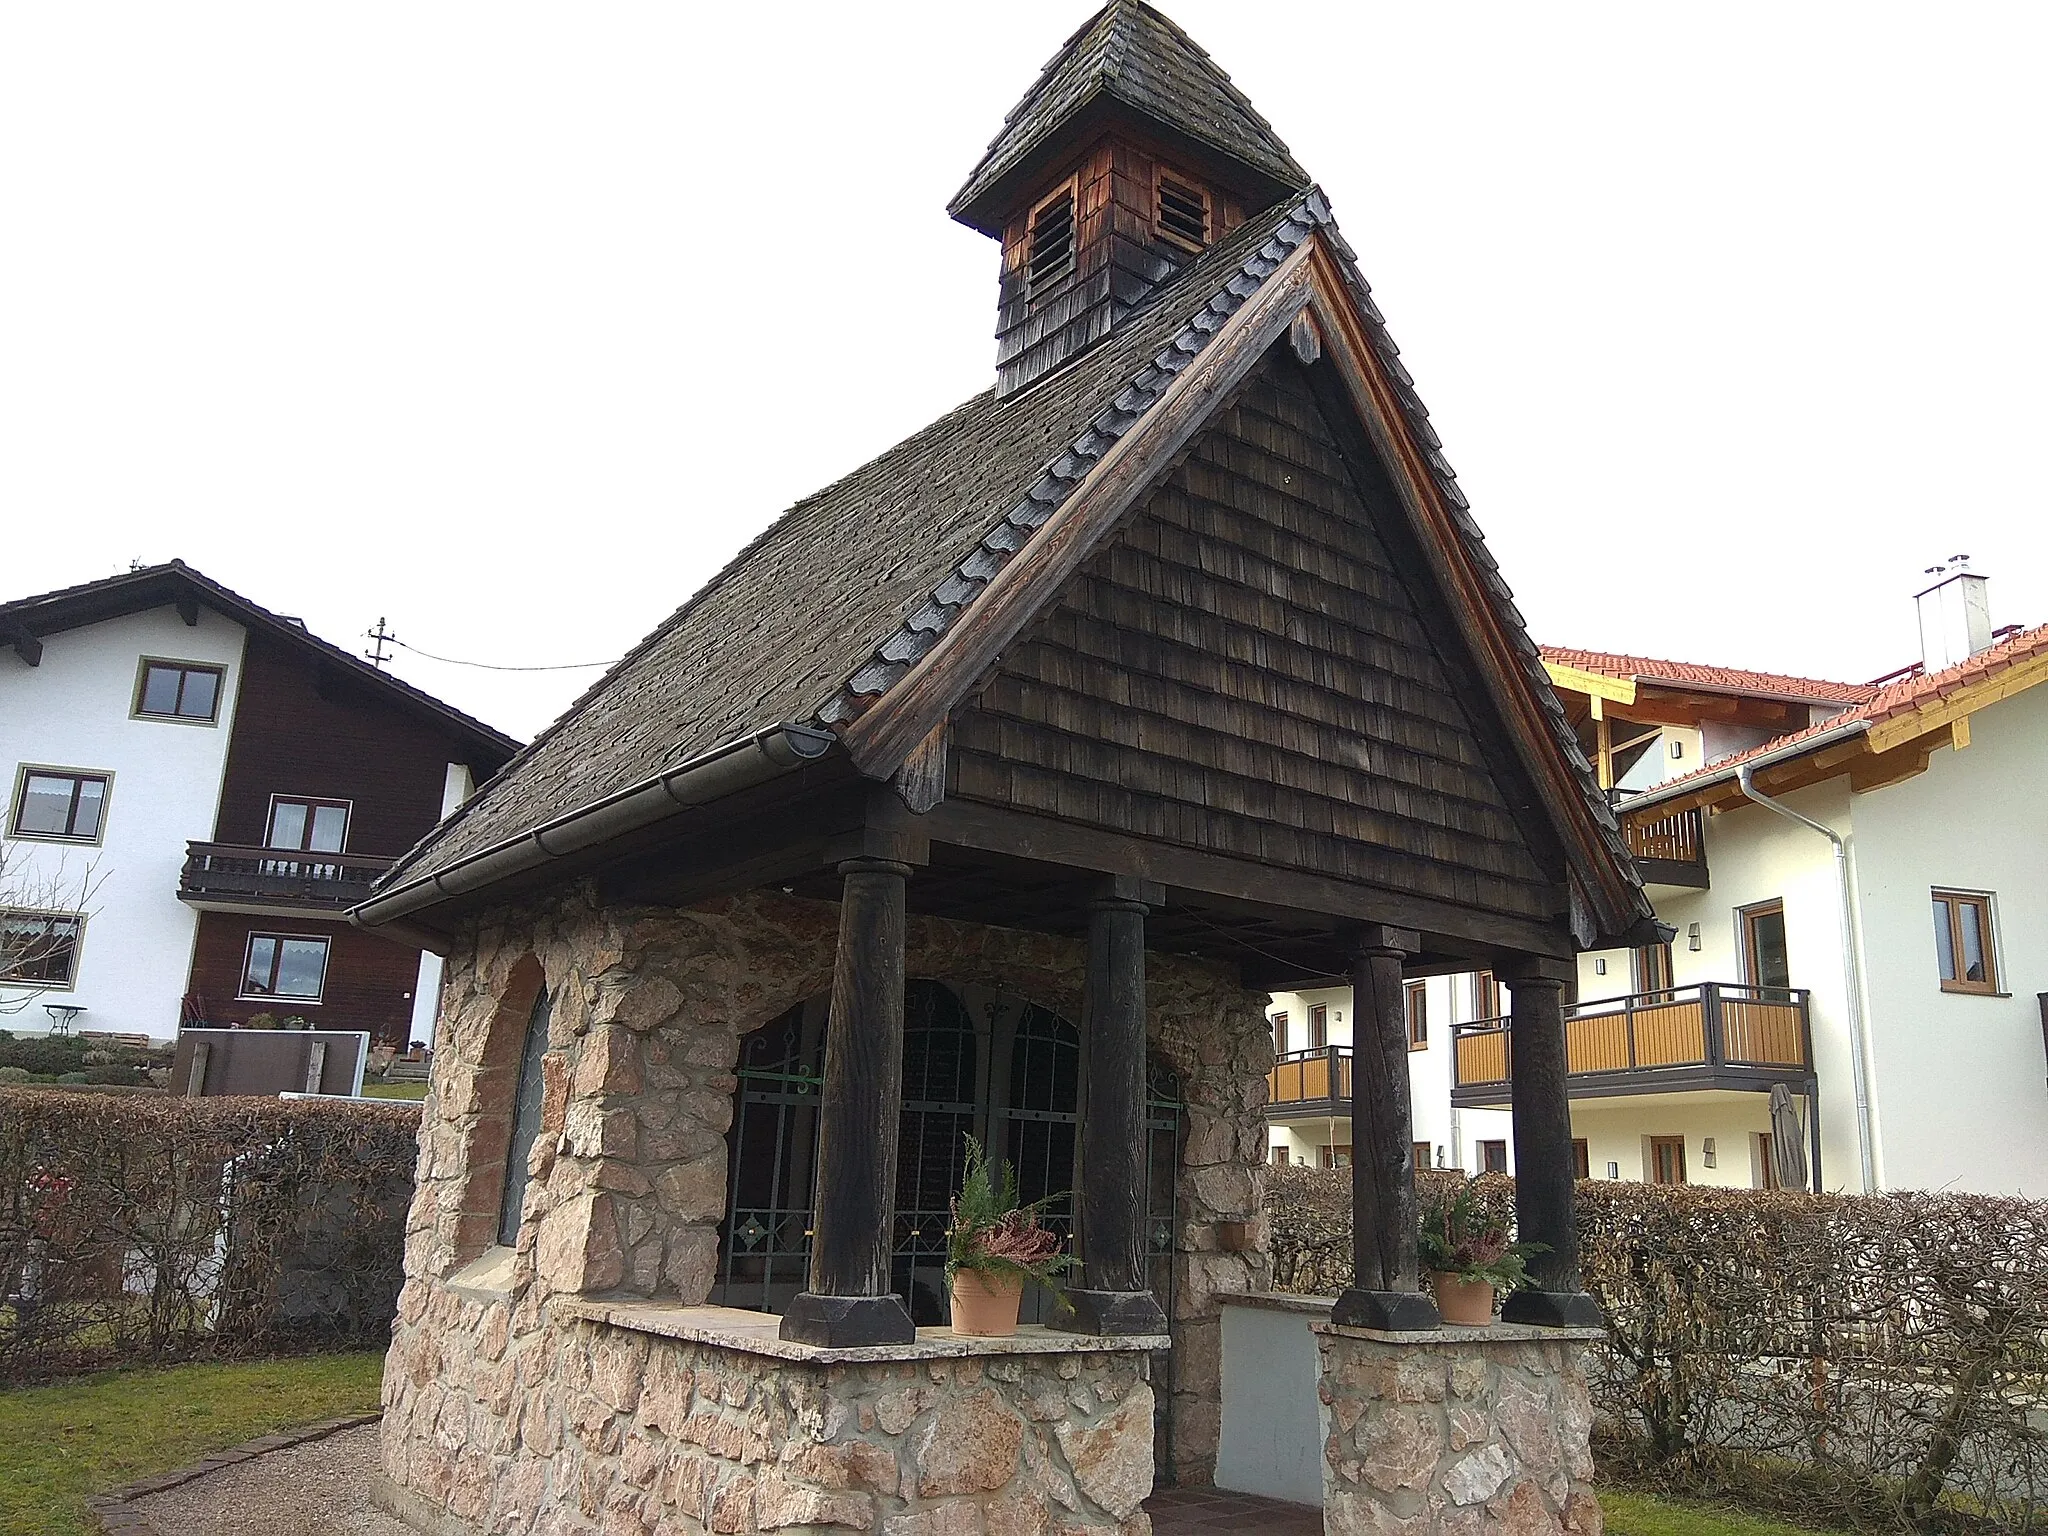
[0,910,83,987]
[1649,1136,1687,1185]
[1634,941,1674,999]
[1271,1145,1290,1166]
[1271,1011,1289,1056]
[267,797,350,854]
[1309,1002,1328,1049]
[1472,970,1502,1021]
[1756,1132,1778,1191]
[134,660,224,723]
[1479,1139,1508,1174]
[1320,1144,1352,1170]
[1932,891,1998,994]
[1025,183,1076,297]
[1573,1138,1591,1179]
[1405,982,1428,1050]
[1740,901,1792,1000]
[1413,1139,1435,1170]
[240,933,330,1001]
[10,768,109,842]
[498,986,554,1245]
[1154,170,1211,251]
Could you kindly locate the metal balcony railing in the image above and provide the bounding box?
[178,841,395,911]
[1452,981,1812,1092]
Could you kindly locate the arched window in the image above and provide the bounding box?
[496,985,552,1247]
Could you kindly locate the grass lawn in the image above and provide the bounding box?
[1603,1488,1845,1536]
[0,1351,385,1536]
[361,1081,429,1100]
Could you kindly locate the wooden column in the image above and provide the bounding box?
[1331,925,1438,1330]
[1055,878,1168,1336]
[779,857,918,1347]
[1499,965,1604,1327]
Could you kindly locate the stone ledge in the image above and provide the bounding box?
[552,1297,1170,1361]
[1313,1318,1607,1344]
[1217,1289,1336,1315]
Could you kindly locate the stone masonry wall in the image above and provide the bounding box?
[381,1301,1156,1535]
[389,880,1275,1511]
[1313,1325,1603,1536]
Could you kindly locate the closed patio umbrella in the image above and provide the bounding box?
[1769,1083,1809,1191]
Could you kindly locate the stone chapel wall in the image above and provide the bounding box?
[386,881,1276,1518]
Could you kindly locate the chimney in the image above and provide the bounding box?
[1915,559,1994,674]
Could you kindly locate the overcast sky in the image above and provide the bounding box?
[6,3,2044,742]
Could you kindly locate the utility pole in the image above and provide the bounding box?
[365,617,397,669]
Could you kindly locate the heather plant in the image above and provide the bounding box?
[945,1135,1075,1292]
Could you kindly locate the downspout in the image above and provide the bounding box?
[1735,763,1878,1194]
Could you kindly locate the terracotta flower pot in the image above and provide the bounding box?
[1430,1271,1497,1326]
[949,1269,1025,1336]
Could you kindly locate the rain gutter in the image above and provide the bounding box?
[1618,719,1871,815]
[348,723,837,937]
[1734,761,1879,1194]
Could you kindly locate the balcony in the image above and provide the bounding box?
[178,841,395,915]
[1621,805,1709,888]
[1267,1045,1352,1116]
[1451,981,1812,1106]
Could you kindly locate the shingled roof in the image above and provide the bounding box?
[370,168,1653,946]
[385,195,1328,887]
[949,0,1309,235]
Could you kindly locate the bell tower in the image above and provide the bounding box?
[949,1,1312,398]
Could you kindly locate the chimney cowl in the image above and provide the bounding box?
[1914,563,1993,674]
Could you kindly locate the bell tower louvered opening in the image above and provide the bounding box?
[1154,171,1210,251]
[1025,184,1078,298]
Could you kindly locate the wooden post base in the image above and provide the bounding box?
[778,1292,917,1348]
[1499,1289,1605,1329]
[1050,1288,1169,1337]
[1330,1288,1440,1331]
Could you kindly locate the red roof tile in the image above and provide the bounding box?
[1618,621,2048,802]
[1539,646,1875,707]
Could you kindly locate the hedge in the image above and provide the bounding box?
[1267,1166,2048,1533]
[0,1088,420,1379]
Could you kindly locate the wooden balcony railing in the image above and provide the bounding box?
[1268,1045,1352,1109]
[178,841,396,911]
[1452,981,1812,1093]
[1620,806,1709,885]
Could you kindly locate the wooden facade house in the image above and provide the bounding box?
[0,560,518,1048]
[362,5,1656,1528]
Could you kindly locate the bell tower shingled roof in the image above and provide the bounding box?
[948,0,1310,238]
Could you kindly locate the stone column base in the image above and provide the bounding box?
[1312,1320,1605,1536]
[1052,1288,1170,1336]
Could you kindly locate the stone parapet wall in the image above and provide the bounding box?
[1313,1324,1603,1536]
[381,1298,1159,1535]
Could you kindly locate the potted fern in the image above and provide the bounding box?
[1417,1179,1543,1324]
[945,1135,1075,1336]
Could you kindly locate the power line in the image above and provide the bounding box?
[367,628,616,673]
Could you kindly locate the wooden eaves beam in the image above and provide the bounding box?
[2,623,39,667]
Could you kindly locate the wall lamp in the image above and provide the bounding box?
[1687,923,1702,952]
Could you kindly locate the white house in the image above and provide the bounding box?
[0,562,518,1044]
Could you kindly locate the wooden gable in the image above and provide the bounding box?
[949,348,1563,923]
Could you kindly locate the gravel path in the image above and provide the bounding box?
[126,1423,412,1536]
